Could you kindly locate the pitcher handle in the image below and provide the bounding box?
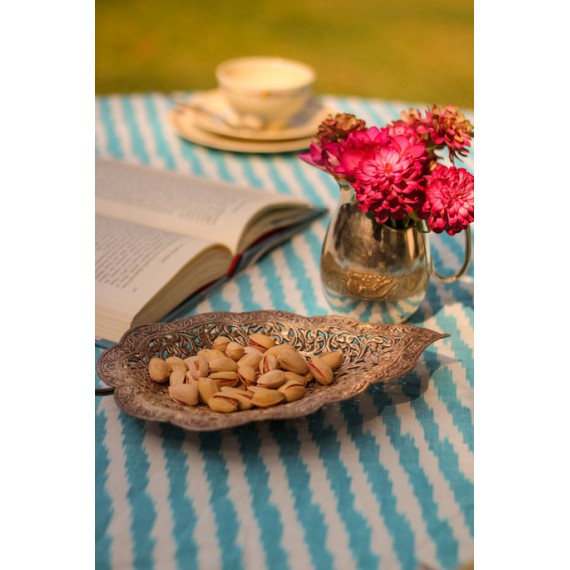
[430,225,472,283]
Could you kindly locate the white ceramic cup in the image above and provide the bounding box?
[215,56,315,128]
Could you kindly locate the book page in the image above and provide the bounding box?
[96,215,227,321]
[95,158,310,254]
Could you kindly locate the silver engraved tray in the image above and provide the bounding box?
[96,311,447,431]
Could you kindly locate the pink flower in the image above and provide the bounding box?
[423,165,474,235]
[334,127,387,182]
[299,113,367,180]
[402,105,474,163]
[352,135,427,223]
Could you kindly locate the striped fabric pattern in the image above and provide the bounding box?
[95,93,474,570]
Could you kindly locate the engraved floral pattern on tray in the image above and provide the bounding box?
[96,311,447,431]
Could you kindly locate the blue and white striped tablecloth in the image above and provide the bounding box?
[95,93,474,570]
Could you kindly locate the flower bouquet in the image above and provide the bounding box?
[298,105,474,322]
[299,105,474,236]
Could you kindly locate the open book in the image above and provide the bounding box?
[96,158,325,344]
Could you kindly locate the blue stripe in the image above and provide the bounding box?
[95,404,113,570]
[236,273,261,311]
[234,424,291,570]
[159,425,200,568]
[281,240,322,315]
[306,411,380,569]
[198,431,244,569]
[380,396,459,570]
[141,95,176,170]
[339,397,417,570]
[98,98,124,158]
[268,421,335,570]
[120,97,150,165]
[119,414,157,569]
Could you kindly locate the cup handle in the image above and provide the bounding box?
[430,225,473,283]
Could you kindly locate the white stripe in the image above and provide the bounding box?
[397,397,474,561]
[129,95,166,169]
[150,95,199,176]
[218,432,266,570]
[284,421,357,570]
[220,278,244,312]
[269,247,306,312]
[246,263,274,309]
[98,399,135,569]
[183,432,223,570]
[143,422,178,569]
[255,422,314,570]
[357,394,440,569]
[321,404,400,570]
[106,95,138,164]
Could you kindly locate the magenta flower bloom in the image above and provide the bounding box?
[423,165,474,235]
[352,135,427,223]
[298,105,474,235]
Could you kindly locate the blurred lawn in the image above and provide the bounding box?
[96,0,473,109]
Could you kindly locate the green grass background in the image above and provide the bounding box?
[96,0,473,109]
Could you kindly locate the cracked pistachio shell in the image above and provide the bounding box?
[250,387,285,408]
[237,352,263,369]
[278,380,307,402]
[307,356,334,385]
[169,370,187,387]
[225,342,245,361]
[277,349,308,374]
[259,354,279,375]
[199,348,227,363]
[319,350,344,371]
[197,377,219,404]
[148,357,170,383]
[165,356,188,374]
[248,333,276,352]
[208,393,239,413]
[283,371,307,387]
[209,356,238,373]
[257,369,286,389]
[237,364,257,386]
[220,386,253,410]
[169,382,199,406]
[212,336,231,352]
[208,371,239,387]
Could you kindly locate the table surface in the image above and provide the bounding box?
[95,93,474,570]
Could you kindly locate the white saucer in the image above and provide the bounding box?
[169,105,316,154]
[176,90,332,142]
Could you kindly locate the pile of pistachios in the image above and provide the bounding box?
[147,332,343,413]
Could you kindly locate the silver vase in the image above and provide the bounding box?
[320,181,472,323]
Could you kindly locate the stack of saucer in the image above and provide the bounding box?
[169,90,332,154]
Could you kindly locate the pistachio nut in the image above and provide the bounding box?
[148,357,170,383]
[259,354,279,375]
[278,380,307,402]
[257,369,286,389]
[165,356,188,374]
[307,356,334,385]
[237,352,263,369]
[187,353,209,380]
[169,370,187,387]
[225,341,245,361]
[248,332,276,352]
[263,344,292,357]
[209,356,238,373]
[197,377,219,404]
[319,350,344,371]
[283,371,307,386]
[208,371,239,387]
[212,335,231,353]
[250,386,285,408]
[208,393,239,413]
[169,382,199,406]
[199,348,227,363]
[220,386,253,410]
[277,349,308,375]
[237,364,257,386]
